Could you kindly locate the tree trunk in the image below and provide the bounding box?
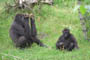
[78,0,88,40]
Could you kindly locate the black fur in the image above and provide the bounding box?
[9,14,46,49]
[56,28,79,51]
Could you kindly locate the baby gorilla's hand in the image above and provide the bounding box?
[29,13,34,18]
[24,13,29,18]
[59,42,64,50]
[29,13,35,21]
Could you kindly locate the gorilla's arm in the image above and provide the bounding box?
[70,35,79,49]
[30,17,37,37]
[57,36,65,43]
[24,17,31,39]
[32,37,47,47]
[56,36,64,49]
[30,16,47,47]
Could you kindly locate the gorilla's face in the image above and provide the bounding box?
[63,28,70,38]
[63,31,69,38]
[15,14,29,25]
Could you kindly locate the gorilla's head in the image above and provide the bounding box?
[14,14,29,25]
[62,28,70,38]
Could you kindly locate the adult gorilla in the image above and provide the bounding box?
[9,14,46,48]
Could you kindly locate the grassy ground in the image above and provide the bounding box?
[0,0,90,60]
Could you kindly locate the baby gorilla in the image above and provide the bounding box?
[56,28,79,51]
[9,13,46,49]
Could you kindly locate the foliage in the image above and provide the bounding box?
[80,4,90,40]
[84,12,90,40]
[54,0,77,8]
[83,0,90,4]
[0,0,90,60]
[80,5,86,15]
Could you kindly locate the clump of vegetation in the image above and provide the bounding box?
[0,0,90,60]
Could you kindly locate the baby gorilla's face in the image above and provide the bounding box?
[63,28,70,38]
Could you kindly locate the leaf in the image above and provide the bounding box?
[80,5,86,15]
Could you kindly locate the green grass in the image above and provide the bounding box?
[0,0,90,60]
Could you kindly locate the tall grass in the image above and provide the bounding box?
[0,0,90,60]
